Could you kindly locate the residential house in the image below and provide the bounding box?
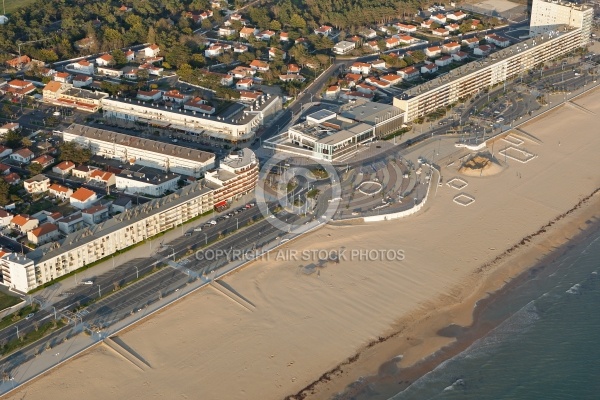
[137,89,162,102]
[205,44,225,58]
[381,74,402,85]
[279,32,289,42]
[239,27,258,39]
[249,60,269,72]
[10,214,39,233]
[233,44,248,53]
[56,213,84,234]
[442,42,461,54]
[5,55,31,69]
[333,41,356,55]
[355,83,378,95]
[278,74,306,83]
[31,154,55,168]
[0,146,11,158]
[218,26,236,37]
[96,54,113,67]
[40,67,57,78]
[364,40,380,52]
[70,187,98,209]
[0,210,12,227]
[52,161,75,176]
[71,60,94,75]
[125,49,135,62]
[163,89,190,104]
[452,51,469,62]
[435,55,453,67]
[123,68,140,79]
[365,77,390,89]
[446,11,467,21]
[71,165,97,179]
[398,35,418,44]
[97,67,123,78]
[89,170,116,187]
[27,223,59,245]
[474,45,491,56]
[256,30,275,41]
[111,197,132,214]
[184,97,216,114]
[268,47,286,60]
[471,19,482,30]
[53,72,71,83]
[73,74,93,88]
[385,37,400,49]
[421,63,439,74]
[229,66,255,78]
[344,73,363,86]
[142,44,160,58]
[431,13,447,24]
[462,37,480,48]
[324,86,340,99]
[432,28,450,37]
[446,23,460,32]
[485,34,510,47]
[49,183,73,200]
[396,23,417,33]
[421,20,434,29]
[3,173,20,185]
[4,80,36,97]
[425,46,442,58]
[350,62,371,75]
[314,25,333,36]
[10,148,34,164]
[287,64,300,74]
[24,174,50,194]
[371,59,387,70]
[236,78,254,90]
[82,205,109,225]
[139,63,163,76]
[238,91,263,102]
[47,212,63,223]
[359,28,377,39]
[0,123,19,135]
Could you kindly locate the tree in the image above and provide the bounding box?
[59,142,92,164]
[0,180,9,206]
[21,137,32,148]
[2,130,22,148]
[290,14,306,30]
[111,49,128,66]
[28,163,43,176]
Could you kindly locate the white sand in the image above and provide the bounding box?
[7,92,600,400]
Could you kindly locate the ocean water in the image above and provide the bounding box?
[390,227,600,400]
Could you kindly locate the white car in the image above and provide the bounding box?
[208,220,217,225]
[82,280,94,285]
[194,227,202,232]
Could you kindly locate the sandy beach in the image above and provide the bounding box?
[5,90,600,400]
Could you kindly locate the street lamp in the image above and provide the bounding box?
[134,266,139,280]
[97,284,101,298]
[203,232,208,245]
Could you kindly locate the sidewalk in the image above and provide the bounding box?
[33,191,256,309]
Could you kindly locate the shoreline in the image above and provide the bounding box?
[290,188,600,400]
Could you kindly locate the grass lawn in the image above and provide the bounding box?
[4,0,38,14]
[0,291,21,312]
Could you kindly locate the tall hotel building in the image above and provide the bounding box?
[394,0,593,122]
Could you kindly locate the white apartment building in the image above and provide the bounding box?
[205,149,259,207]
[59,124,215,178]
[101,94,282,142]
[394,26,588,121]
[529,0,592,47]
[4,183,214,292]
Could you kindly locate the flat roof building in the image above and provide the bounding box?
[58,124,215,178]
[101,93,282,143]
[394,26,587,121]
[530,0,592,46]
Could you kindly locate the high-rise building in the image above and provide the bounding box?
[530,0,593,47]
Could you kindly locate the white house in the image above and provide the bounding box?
[485,34,510,48]
[24,174,50,194]
[474,45,491,56]
[385,37,400,49]
[52,161,75,176]
[27,223,59,245]
[239,27,258,39]
[73,74,93,88]
[125,49,135,62]
[398,35,418,44]
[137,89,163,102]
[431,13,447,24]
[10,148,34,164]
[71,60,95,75]
[333,41,356,55]
[314,25,333,36]
[462,37,480,48]
[398,66,420,80]
[10,214,39,233]
[425,46,442,58]
[49,183,73,200]
[235,78,253,90]
[432,28,450,37]
[421,63,438,74]
[452,51,469,62]
[349,62,371,75]
[205,44,225,58]
[442,42,461,54]
[218,26,236,37]
[0,210,12,227]
[69,187,98,209]
[435,55,453,67]
[0,123,19,135]
[142,44,160,57]
[96,54,113,67]
[446,11,467,21]
[395,23,417,33]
